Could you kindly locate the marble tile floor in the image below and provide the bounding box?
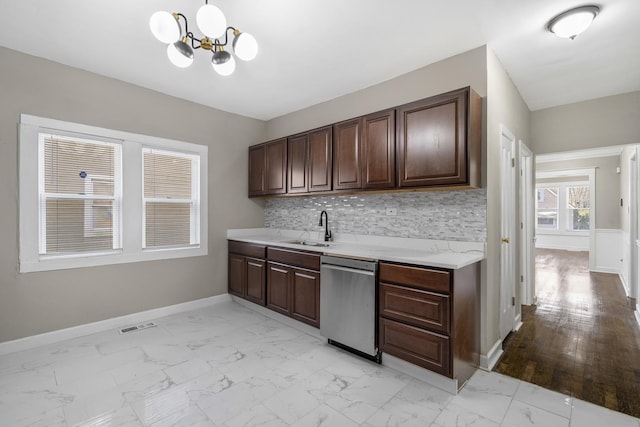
[1,300,639,427]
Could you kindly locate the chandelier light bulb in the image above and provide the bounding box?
[150,11,181,44]
[232,31,258,61]
[196,4,227,38]
[548,5,599,39]
[212,53,236,76]
[167,39,194,68]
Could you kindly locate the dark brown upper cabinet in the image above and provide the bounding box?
[248,138,287,197]
[248,86,481,197]
[287,126,332,194]
[397,87,481,188]
[362,109,395,189]
[333,110,396,191]
[333,118,362,190]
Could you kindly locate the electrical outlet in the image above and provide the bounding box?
[385,207,397,216]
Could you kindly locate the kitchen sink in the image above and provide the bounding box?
[280,239,332,247]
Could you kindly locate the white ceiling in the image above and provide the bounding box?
[0,0,638,120]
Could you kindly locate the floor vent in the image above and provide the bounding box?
[118,322,158,334]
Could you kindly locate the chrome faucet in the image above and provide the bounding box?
[319,210,332,242]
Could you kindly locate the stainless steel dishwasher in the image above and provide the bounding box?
[320,255,380,363]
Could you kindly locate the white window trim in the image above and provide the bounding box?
[536,180,590,236]
[19,114,208,273]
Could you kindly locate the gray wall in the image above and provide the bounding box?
[537,156,621,229]
[0,47,266,343]
[266,46,488,140]
[531,91,640,154]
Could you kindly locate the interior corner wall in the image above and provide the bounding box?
[265,46,488,140]
[531,91,640,154]
[0,46,266,343]
[486,48,531,355]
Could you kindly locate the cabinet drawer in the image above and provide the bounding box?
[228,240,266,259]
[379,262,450,294]
[380,284,449,334]
[267,247,320,270]
[380,318,450,377]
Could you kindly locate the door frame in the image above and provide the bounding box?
[629,149,638,300]
[519,141,535,306]
[500,125,517,341]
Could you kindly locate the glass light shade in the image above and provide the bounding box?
[232,32,258,61]
[167,41,194,68]
[196,4,227,38]
[150,11,181,44]
[212,54,236,76]
[548,6,599,39]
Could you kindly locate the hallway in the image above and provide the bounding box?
[495,249,640,418]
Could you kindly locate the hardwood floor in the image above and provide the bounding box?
[495,248,640,418]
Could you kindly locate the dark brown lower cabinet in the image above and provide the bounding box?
[266,247,321,328]
[228,241,267,306]
[379,261,480,387]
[266,262,291,316]
[291,268,320,327]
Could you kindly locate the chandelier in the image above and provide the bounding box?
[149,1,258,76]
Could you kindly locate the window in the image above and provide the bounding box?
[39,133,122,255]
[567,185,590,230]
[19,115,208,272]
[536,181,589,233]
[143,148,200,249]
[536,187,558,229]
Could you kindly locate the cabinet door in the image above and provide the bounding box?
[265,138,287,195]
[291,267,320,328]
[333,118,362,190]
[380,317,451,377]
[362,109,395,189]
[308,126,333,192]
[228,254,246,297]
[245,258,266,306]
[397,89,468,187]
[248,145,266,197]
[287,134,308,194]
[267,262,291,316]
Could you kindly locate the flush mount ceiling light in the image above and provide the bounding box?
[149,1,258,76]
[547,5,600,40]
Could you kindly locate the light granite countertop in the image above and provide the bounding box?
[227,228,485,269]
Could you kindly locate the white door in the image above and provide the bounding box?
[500,126,517,341]
[519,142,535,306]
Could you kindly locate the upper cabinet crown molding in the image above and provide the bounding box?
[248,86,481,198]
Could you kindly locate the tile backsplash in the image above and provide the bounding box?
[264,189,487,242]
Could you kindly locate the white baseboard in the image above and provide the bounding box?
[381,353,458,395]
[479,339,503,371]
[590,267,620,274]
[635,306,640,329]
[620,273,631,297]
[0,294,231,356]
[514,318,523,332]
[231,296,323,340]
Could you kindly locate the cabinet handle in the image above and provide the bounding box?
[501,237,510,244]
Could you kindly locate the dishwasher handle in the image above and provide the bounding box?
[321,263,376,277]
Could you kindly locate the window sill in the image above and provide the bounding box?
[20,246,208,273]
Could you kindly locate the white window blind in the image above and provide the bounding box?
[39,133,122,256]
[143,148,200,249]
